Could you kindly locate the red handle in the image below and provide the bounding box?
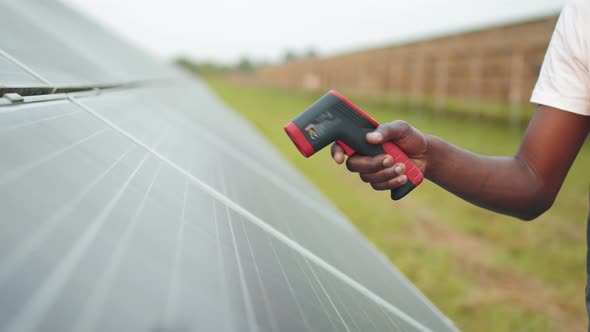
[336,139,423,200]
[382,142,423,200]
[381,141,423,187]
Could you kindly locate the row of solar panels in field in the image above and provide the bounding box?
[0,0,458,331]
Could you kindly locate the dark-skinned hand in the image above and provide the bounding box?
[331,120,429,191]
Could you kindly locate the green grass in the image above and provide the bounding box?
[204,75,590,331]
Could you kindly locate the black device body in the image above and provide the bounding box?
[284,91,423,200]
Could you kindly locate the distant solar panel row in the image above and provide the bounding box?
[0,1,457,331]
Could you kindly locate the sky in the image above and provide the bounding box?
[63,0,567,65]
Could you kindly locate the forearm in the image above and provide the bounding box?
[425,136,551,220]
[342,106,589,219]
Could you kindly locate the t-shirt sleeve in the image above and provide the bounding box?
[530,0,590,116]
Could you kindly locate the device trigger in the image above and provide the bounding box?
[336,140,356,156]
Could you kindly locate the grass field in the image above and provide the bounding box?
[204,75,590,331]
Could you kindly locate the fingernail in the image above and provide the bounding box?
[382,157,393,167]
[398,175,406,183]
[367,132,383,141]
[394,166,402,174]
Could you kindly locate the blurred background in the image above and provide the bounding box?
[65,0,587,330]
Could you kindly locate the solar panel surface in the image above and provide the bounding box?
[0,1,458,331]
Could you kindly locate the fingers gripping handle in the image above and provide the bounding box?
[381,142,423,200]
[335,139,424,200]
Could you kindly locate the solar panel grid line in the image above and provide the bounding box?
[376,297,405,331]
[147,99,352,231]
[219,213,259,331]
[75,84,352,230]
[359,236,459,330]
[358,292,397,331]
[162,159,193,326]
[311,274,362,332]
[71,156,166,332]
[319,267,402,332]
[228,209,346,332]
[4,147,153,332]
[302,259,352,332]
[0,48,53,91]
[338,231,451,329]
[317,266,362,332]
[0,143,137,289]
[0,99,69,115]
[0,99,70,122]
[364,294,397,330]
[232,196,283,332]
[169,213,232,331]
[180,137,352,247]
[312,266,414,332]
[16,126,166,332]
[259,190,387,330]
[67,96,434,331]
[79,83,338,210]
[266,231,313,332]
[136,165,234,332]
[258,185,376,323]
[0,55,44,88]
[77,104,364,332]
[268,215,356,330]
[278,237,342,331]
[230,208,352,331]
[0,108,81,134]
[192,83,339,202]
[218,171,263,332]
[229,155,451,329]
[260,193,346,331]
[211,192,236,332]
[0,125,111,186]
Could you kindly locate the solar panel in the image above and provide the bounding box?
[8,0,172,82]
[0,1,458,332]
[0,54,46,88]
[0,0,172,87]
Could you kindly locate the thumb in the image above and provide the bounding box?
[366,120,412,144]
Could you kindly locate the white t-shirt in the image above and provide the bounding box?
[531,0,590,116]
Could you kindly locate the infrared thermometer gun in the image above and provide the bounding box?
[284,90,423,200]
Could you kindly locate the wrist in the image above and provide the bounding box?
[423,134,444,180]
